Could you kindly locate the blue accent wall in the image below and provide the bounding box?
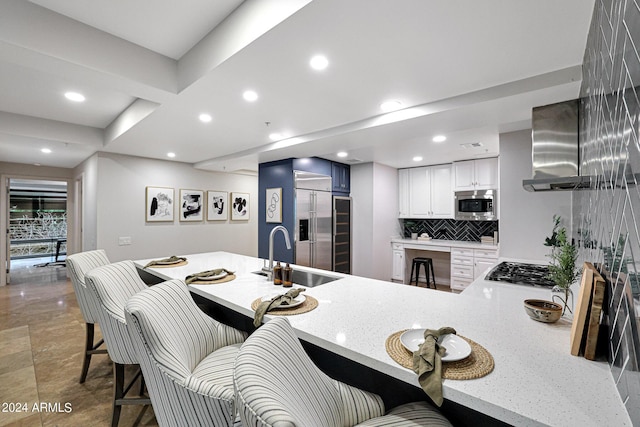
[259,157,351,264]
[258,159,295,263]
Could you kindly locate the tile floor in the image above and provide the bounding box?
[0,262,157,427]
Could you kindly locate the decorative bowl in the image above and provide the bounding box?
[523,299,563,323]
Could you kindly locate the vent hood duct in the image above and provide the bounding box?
[522,99,591,192]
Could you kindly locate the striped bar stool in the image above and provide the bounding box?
[409,257,436,289]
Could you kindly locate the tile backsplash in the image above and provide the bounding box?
[575,0,640,422]
[402,219,498,242]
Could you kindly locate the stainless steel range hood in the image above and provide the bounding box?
[522,99,591,192]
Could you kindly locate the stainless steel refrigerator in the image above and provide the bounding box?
[294,171,332,271]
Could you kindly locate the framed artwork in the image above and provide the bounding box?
[179,189,204,221]
[207,190,228,221]
[266,188,282,223]
[231,192,250,220]
[146,186,174,222]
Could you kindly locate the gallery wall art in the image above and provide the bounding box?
[146,186,174,222]
[231,192,249,220]
[180,189,204,221]
[266,187,282,223]
[207,190,228,221]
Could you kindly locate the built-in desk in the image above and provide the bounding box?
[390,238,499,291]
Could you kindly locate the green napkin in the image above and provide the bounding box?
[185,268,234,284]
[253,288,306,327]
[144,255,187,268]
[412,327,457,407]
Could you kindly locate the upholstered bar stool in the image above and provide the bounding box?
[125,279,248,427]
[85,260,151,427]
[409,257,436,289]
[233,317,452,427]
[66,249,110,383]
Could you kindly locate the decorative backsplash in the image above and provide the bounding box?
[575,0,640,422]
[402,219,497,242]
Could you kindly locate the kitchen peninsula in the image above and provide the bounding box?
[135,251,630,427]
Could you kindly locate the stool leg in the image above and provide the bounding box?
[429,260,436,289]
[409,262,416,286]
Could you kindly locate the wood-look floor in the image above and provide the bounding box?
[0,262,157,427]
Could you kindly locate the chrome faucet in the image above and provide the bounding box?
[264,225,292,280]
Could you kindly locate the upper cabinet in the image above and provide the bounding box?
[453,158,498,191]
[331,162,350,195]
[398,164,453,218]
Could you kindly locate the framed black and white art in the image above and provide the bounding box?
[266,187,282,223]
[207,190,228,221]
[180,189,204,221]
[231,192,250,220]
[146,186,174,222]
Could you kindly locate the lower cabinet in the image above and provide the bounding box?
[450,247,498,292]
[392,243,404,281]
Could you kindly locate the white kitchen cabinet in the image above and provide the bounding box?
[391,244,405,281]
[398,164,453,218]
[450,246,499,291]
[453,158,498,191]
[474,257,497,279]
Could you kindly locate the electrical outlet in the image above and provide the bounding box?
[118,236,132,246]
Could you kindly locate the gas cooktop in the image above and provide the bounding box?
[485,261,555,288]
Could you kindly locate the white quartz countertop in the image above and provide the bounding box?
[391,238,499,250]
[135,251,630,427]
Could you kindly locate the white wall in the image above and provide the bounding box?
[74,154,99,252]
[85,152,258,262]
[499,130,572,262]
[351,162,399,280]
[352,163,373,277]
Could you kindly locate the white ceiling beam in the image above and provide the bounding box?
[0,0,177,100]
[0,111,103,146]
[177,0,312,91]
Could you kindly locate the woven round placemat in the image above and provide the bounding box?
[149,260,188,268]
[251,295,319,316]
[190,274,236,285]
[385,330,494,380]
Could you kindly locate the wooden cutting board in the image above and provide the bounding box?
[584,267,606,360]
[570,263,594,356]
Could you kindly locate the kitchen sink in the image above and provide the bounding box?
[252,269,340,287]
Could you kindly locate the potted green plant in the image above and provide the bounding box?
[404,220,419,239]
[545,215,581,315]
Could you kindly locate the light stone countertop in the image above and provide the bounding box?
[390,238,499,251]
[135,251,631,427]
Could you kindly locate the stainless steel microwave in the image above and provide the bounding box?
[454,189,497,221]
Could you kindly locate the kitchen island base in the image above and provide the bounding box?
[190,293,509,427]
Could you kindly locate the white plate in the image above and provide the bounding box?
[400,329,471,362]
[260,293,306,309]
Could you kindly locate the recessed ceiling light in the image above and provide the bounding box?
[64,92,85,102]
[41,148,52,154]
[337,151,348,158]
[243,90,258,102]
[269,133,284,141]
[167,152,176,158]
[432,135,447,143]
[413,156,423,162]
[310,55,329,71]
[380,100,403,112]
[199,113,212,123]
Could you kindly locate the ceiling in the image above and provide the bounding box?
[0,0,595,173]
